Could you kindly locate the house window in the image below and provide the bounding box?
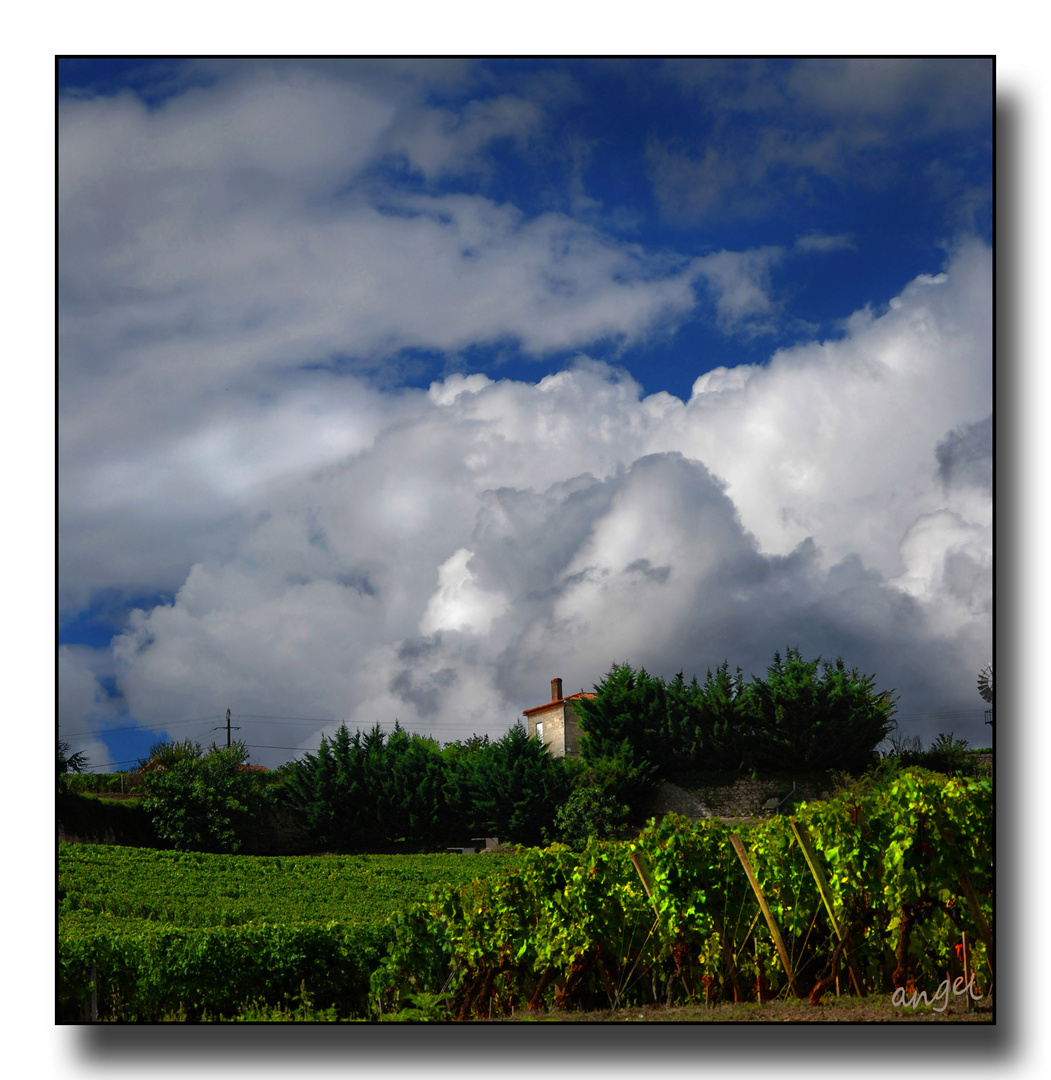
[535,722,543,741]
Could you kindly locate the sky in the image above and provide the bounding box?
[57,57,994,772]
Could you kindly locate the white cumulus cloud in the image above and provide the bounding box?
[74,241,993,762]
[57,65,992,763]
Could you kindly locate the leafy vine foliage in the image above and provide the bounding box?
[58,846,518,1022]
[60,770,991,1020]
[372,771,992,1018]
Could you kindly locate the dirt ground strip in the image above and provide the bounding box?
[490,993,994,1022]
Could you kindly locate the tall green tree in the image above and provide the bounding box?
[740,649,897,774]
[574,661,748,779]
[441,733,491,836]
[58,740,89,792]
[574,664,669,767]
[575,650,896,781]
[384,725,448,844]
[282,722,450,850]
[464,722,571,845]
[139,738,205,770]
[665,663,749,774]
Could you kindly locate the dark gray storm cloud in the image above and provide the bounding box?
[937,414,993,493]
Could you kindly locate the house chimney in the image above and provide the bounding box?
[551,677,563,701]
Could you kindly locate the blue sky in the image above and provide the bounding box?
[58,58,993,771]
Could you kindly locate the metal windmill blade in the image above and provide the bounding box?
[977,664,993,704]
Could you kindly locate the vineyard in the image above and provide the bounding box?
[58,847,523,1021]
[58,770,992,1022]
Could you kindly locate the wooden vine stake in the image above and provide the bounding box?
[730,834,803,998]
[630,850,656,907]
[962,931,972,1013]
[789,817,866,997]
[939,825,993,983]
[956,869,993,982]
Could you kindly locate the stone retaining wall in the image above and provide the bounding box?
[645,755,992,823]
[645,777,830,822]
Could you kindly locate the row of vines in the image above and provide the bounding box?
[57,849,522,1022]
[372,771,992,1018]
[59,770,992,1021]
[58,847,519,930]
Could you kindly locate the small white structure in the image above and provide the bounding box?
[522,677,596,758]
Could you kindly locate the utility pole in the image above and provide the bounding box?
[215,708,239,747]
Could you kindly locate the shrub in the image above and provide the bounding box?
[551,785,630,849]
[143,741,266,853]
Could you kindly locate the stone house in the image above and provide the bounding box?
[522,677,595,758]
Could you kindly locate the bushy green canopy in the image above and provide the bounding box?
[281,720,570,850]
[573,648,897,780]
[142,741,265,853]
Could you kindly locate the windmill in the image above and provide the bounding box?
[977,664,993,726]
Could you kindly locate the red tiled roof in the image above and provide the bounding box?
[523,691,595,716]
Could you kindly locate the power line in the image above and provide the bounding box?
[60,716,223,740]
[893,711,987,725]
[232,716,514,736]
[62,717,508,765]
[80,757,149,771]
[66,708,524,739]
[895,708,985,716]
[219,712,513,733]
[245,743,321,752]
[237,713,339,724]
